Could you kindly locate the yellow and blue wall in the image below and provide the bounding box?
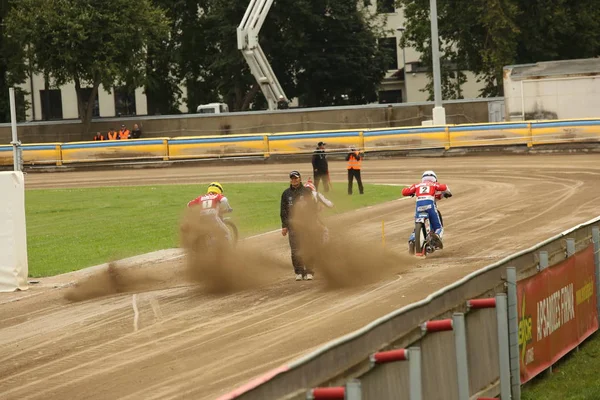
[1,118,600,166]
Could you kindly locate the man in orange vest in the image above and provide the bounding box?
[93,132,105,141]
[118,124,130,140]
[346,146,364,195]
[107,128,118,140]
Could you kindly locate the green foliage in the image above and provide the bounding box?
[516,0,600,64]
[397,0,519,99]
[397,0,600,99]
[164,0,390,111]
[0,0,28,123]
[522,333,600,400]
[4,0,169,130]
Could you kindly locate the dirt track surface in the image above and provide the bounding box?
[2,154,600,400]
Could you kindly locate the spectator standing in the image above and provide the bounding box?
[131,123,142,139]
[118,124,130,140]
[93,132,105,141]
[107,128,118,140]
[311,141,330,192]
[346,146,364,195]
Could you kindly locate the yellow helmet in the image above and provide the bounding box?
[207,182,224,194]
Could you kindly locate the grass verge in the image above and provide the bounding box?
[26,182,404,277]
[522,332,600,400]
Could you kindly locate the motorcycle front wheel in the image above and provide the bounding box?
[223,219,239,245]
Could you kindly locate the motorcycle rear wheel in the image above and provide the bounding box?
[414,222,427,255]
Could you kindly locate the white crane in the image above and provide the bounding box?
[237,0,288,110]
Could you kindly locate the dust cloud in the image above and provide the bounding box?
[179,207,280,294]
[64,204,416,302]
[63,262,169,302]
[289,202,417,289]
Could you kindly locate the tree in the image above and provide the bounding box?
[397,0,519,99]
[5,0,169,133]
[397,0,600,99]
[515,0,600,63]
[292,0,390,107]
[0,0,28,123]
[170,0,390,112]
[145,0,193,116]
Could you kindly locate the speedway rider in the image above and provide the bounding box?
[187,182,234,242]
[402,171,451,249]
[304,177,334,242]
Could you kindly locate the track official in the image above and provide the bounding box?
[280,170,316,281]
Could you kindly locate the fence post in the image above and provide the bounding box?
[506,267,521,400]
[593,227,600,318]
[496,293,512,400]
[537,251,549,272]
[453,313,470,400]
[566,238,575,257]
[345,380,362,400]
[408,346,423,400]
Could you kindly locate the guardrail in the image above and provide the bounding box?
[215,217,600,400]
[1,118,600,167]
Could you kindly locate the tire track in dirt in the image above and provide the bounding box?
[3,155,600,400]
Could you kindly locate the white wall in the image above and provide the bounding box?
[98,85,116,118]
[135,87,148,116]
[0,171,29,292]
[504,73,600,120]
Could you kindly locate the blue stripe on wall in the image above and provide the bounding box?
[0,145,56,151]
[268,131,360,141]
[364,127,445,137]
[449,123,528,132]
[170,136,263,145]
[62,140,165,150]
[532,120,600,128]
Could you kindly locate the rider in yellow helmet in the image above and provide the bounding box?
[207,182,224,195]
[187,181,233,241]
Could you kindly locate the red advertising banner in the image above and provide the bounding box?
[517,245,598,383]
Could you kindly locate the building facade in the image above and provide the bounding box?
[374,0,485,105]
[18,0,485,122]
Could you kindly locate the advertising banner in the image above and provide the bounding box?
[517,245,598,383]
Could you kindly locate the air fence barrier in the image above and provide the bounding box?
[215,218,600,400]
[1,118,600,167]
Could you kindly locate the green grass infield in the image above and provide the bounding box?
[25,182,405,277]
[522,332,600,400]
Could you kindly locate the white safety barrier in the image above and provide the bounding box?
[0,171,29,291]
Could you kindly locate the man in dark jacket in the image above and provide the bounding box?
[280,170,316,281]
[311,141,330,192]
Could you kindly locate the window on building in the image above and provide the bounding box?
[378,37,398,71]
[79,88,100,118]
[378,90,403,104]
[114,87,137,116]
[377,0,395,13]
[40,89,63,120]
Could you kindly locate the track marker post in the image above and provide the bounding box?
[506,267,521,400]
[307,380,361,400]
